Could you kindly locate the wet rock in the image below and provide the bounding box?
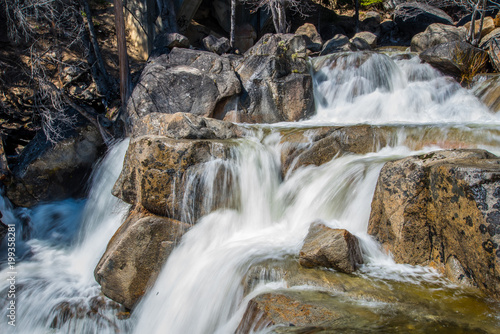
[320,34,352,56]
[202,35,230,55]
[112,134,238,223]
[299,223,363,273]
[471,74,500,113]
[132,112,245,139]
[352,31,377,49]
[419,41,488,81]
[126,48,241,129]
[295,23,323,52]
[368,149,500,299]
[394,2,453,37]
[221,53,314,123]
[95,209,189,309]
[411,24,467,53]
[280,125,389,177]
[235,291,343,333]
[5,114,104,207]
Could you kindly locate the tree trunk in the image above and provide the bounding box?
[80,0,113,97]
[114,0,132,109]
[159,0,178,33]
[474,0,487,46]
[468,0,480,43]
[354,0,360,33]
[230,0,236,49]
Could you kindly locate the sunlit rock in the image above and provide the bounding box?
[299,223,363,273]
[95,209,189,309]
[368,149,500,299]
[295,23,323,52]
[411,23,467,53]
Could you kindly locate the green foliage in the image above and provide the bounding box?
[360,0,384,7]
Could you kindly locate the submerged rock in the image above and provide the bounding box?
[368,149,500,298]
[5,114,104,207]
[299,223,363,273]
[280,125,389,177]
[95,209,189,309]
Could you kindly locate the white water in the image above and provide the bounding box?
[0,139,131,333]
[2,51,500,333]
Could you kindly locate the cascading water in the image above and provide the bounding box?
[0,139,132,333]
[3,51,500,333]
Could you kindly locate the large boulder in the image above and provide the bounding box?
[113,113,242,223]
[202,35,230,55]
[320,34,353,56]
[150,32,190,58]
[411,23,467,53]
[295,23,323,52]
[280,125,389,177]
[394,2,453,37]
[368,149,500,298]
[351,31,378,49]
[95,209,189,309]
[419,41,488,82]
[5,115,104,207]
[220,34,314,123]
[125,48,241,129]
[299,223,363,274]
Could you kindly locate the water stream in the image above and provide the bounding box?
[2,51,500,333]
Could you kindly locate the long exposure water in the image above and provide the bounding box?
[2,51,500,333]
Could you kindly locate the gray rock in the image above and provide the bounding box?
[132,112,245,139]
[126,48,241,128]
[299,223,363,273]
[202,35,230,55]
[352,31,377,49]
[221,55,314,123]
[295,23,323,52]
[394,2,453,36]
[320,34,352,56]
[5,114,104,207]
[419,41,487,81]
[411,24,467,53]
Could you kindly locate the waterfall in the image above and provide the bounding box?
[2,51,500,333]
[0,139,132,334]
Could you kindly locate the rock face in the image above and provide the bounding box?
[126,48,241,129]
[113,113,242,223]
[235,291,342,334]
[299,223,363,274]
[5,116,104,207]
[368,149,500,298]
[472,74,500,113]
[95,209,189,309]
[221,34,315,123]
[394,2,453,37]
[411,24,467,53]
[419,41,487,81]
[280,125,389,177]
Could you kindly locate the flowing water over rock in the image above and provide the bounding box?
[2,51,500,333]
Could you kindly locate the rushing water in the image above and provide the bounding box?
[2,51,500,333]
